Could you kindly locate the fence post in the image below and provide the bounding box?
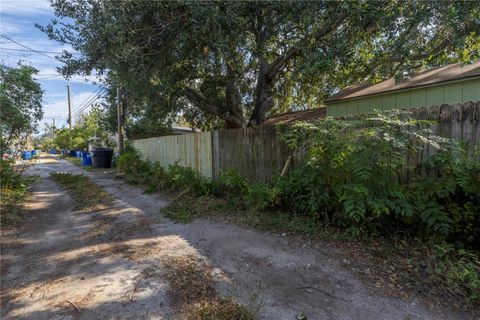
[212,130,220,180]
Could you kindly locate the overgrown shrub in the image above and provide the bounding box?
[0,158,31,225]
[410,144,480,243]
[278,111,480,244]
[116,147,153,185]
[117,112,479,247]
[117,148,218,196]
[432,242,480,305]
[220,170,278,211]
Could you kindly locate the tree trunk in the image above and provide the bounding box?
[184,88,246,128]
[249,58,274,126]
[248,12,347,127]
[225,64,246,128]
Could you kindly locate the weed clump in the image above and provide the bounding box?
[164,255,255,319]
[50,172,111,211]
[0,158,35,226]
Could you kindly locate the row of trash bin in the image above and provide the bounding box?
[21,148,114,168]
[22,150,37,160]
[71,148,114,168]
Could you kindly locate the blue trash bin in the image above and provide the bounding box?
[82,152,92,166]
[49,149,56,155]
[22,151,32,160]
[31,150,37,156]
[75,150,83,157]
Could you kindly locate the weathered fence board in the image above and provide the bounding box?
[131,132,213,179]
[132,101,480,183]
[214,125,293,182]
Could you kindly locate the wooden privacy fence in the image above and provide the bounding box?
[131,132,213,179]
[212,125,292,182]
[131,101,480,182]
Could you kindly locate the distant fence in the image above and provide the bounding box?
[132,101,480,182]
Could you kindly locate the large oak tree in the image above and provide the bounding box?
[41,0,480,129]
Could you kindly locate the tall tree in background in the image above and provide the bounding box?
[0,63,43,153]
[40,0,480,129]
[41,104,115,150]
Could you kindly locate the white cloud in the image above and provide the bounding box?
[0,0,53,16]
[0,21,24,33]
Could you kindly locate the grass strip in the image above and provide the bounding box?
[50,172,111,211]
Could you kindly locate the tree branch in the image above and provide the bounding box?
[266,12,347,80]
[184,88,246,128]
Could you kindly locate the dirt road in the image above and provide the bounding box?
[0,156,474,319]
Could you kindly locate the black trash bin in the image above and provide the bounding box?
[91,148,113,168]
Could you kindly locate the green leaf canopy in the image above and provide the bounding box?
[40,0,480,129]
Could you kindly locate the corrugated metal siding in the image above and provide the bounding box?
[131,132,213,179]
[327,78,480,116]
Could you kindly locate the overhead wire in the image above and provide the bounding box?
[73,85,104,114]
[0,35,109,125]
[0,34,59,61]
[0,47,70,55]
[73,88,107,117]
[34,74,64,80]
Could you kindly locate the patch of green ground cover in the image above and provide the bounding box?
[0,159,37,226]
[50,172,111,211]
[65,156,93,170]
[164,255,256,319]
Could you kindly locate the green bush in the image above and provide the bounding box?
[117,148,218,196]
[278,112,480,244]
[116,147,152,185]
[410,144,480,243]
[431,242,480,305]
[117,113,480,247]
[244,182,278,212]
[0,158,31,225]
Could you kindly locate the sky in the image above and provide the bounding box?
[0,0,104,134]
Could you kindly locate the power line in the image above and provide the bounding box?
[0,47,71,55]
[74,92,106,117]
[0,34,59,61]
[34,74,64,80]
[73,95,105,118]
[73,86,104,113]
[75,91,106,116]
[73,88,106,117]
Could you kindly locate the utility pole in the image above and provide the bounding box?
[52,118,56,139]
[116,87,124,154]
[67,81,72,149]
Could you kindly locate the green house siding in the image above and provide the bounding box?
[327,77,480,116]
[410,88,427,107]
[426,86,444,106]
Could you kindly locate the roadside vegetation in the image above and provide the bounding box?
[164,255,255,319]
[63,155,94,171]
[50,172,111,211]
[116,112,480,311]
[41,105,114,151]
[0,159,36,226]
[65,156,83,167]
